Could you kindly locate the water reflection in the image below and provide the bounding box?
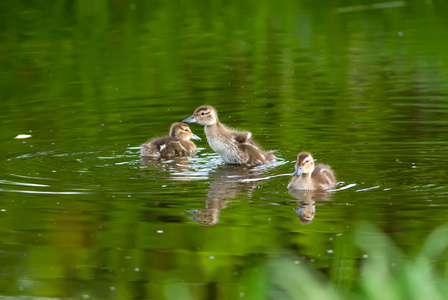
[187,164,263,225]
[141,156,192,174]
[140,148,222,181]
[289,190,334,225]
[186,199,227,226]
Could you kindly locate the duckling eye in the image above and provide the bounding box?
[201,112,205,115]
[185,128,189,131]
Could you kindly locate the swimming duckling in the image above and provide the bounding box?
[287,152,336,191]
[141,122,201,158]
[183,105,275,166]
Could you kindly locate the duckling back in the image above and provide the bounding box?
[237,143,276,165]
[206,128,275,165]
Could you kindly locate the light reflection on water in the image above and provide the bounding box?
[2,138,447,203]
[2,145,290,195]
[2,140,446,202]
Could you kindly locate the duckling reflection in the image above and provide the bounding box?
[186,199,228,226]
[141,156,194,179]
[187,164,261,225]
[289,190,334,225]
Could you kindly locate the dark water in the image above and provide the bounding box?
[1,0,448,299]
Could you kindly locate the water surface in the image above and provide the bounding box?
[1,0,448,299]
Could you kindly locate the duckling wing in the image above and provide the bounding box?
[141,136,172,156]
[237,143,267,165]
[312,164,336,189]
[150,137,173,148]
[141,143,159,156]
[160,140,190,157]
[232,131,252,144]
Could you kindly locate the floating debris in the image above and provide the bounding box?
[14,134,32,139]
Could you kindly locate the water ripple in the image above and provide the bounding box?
[0,179,50,188]
[0,188,94,195]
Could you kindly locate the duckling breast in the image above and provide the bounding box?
[288,176,315,190]
[208,138,244,164]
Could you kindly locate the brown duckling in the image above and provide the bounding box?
[287,152,336,191]
[183,105,275,166]
[141,122,201,158]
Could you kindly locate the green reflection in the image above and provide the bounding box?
[1,0,448,299]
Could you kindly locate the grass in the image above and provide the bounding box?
[165,222,448,300]
[264,222,448,300]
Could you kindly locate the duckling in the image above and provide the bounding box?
[183,105,275,166]
[287,152,336,191]
[141,122,201,158]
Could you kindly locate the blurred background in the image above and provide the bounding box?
[1,0,448,299]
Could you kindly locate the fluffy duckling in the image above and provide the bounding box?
[287,152,336,191]
[141,122,201,158]
[183,105,275,166]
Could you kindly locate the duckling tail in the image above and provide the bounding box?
[265,150,278,162]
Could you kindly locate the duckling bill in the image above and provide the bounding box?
[183,105,275,166]
[141,122,201,158]
[287,152,336,190]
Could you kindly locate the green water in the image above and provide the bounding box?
[1,0,448,299]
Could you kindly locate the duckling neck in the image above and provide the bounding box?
[298,173,314,190]
[299,173,313,185]
[204,121,227,136]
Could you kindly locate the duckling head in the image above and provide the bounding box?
[183,106,218,126]
[186,208,219,226]
[294,205,315,225]
[293,152,315,176]
[170,122,201,141]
